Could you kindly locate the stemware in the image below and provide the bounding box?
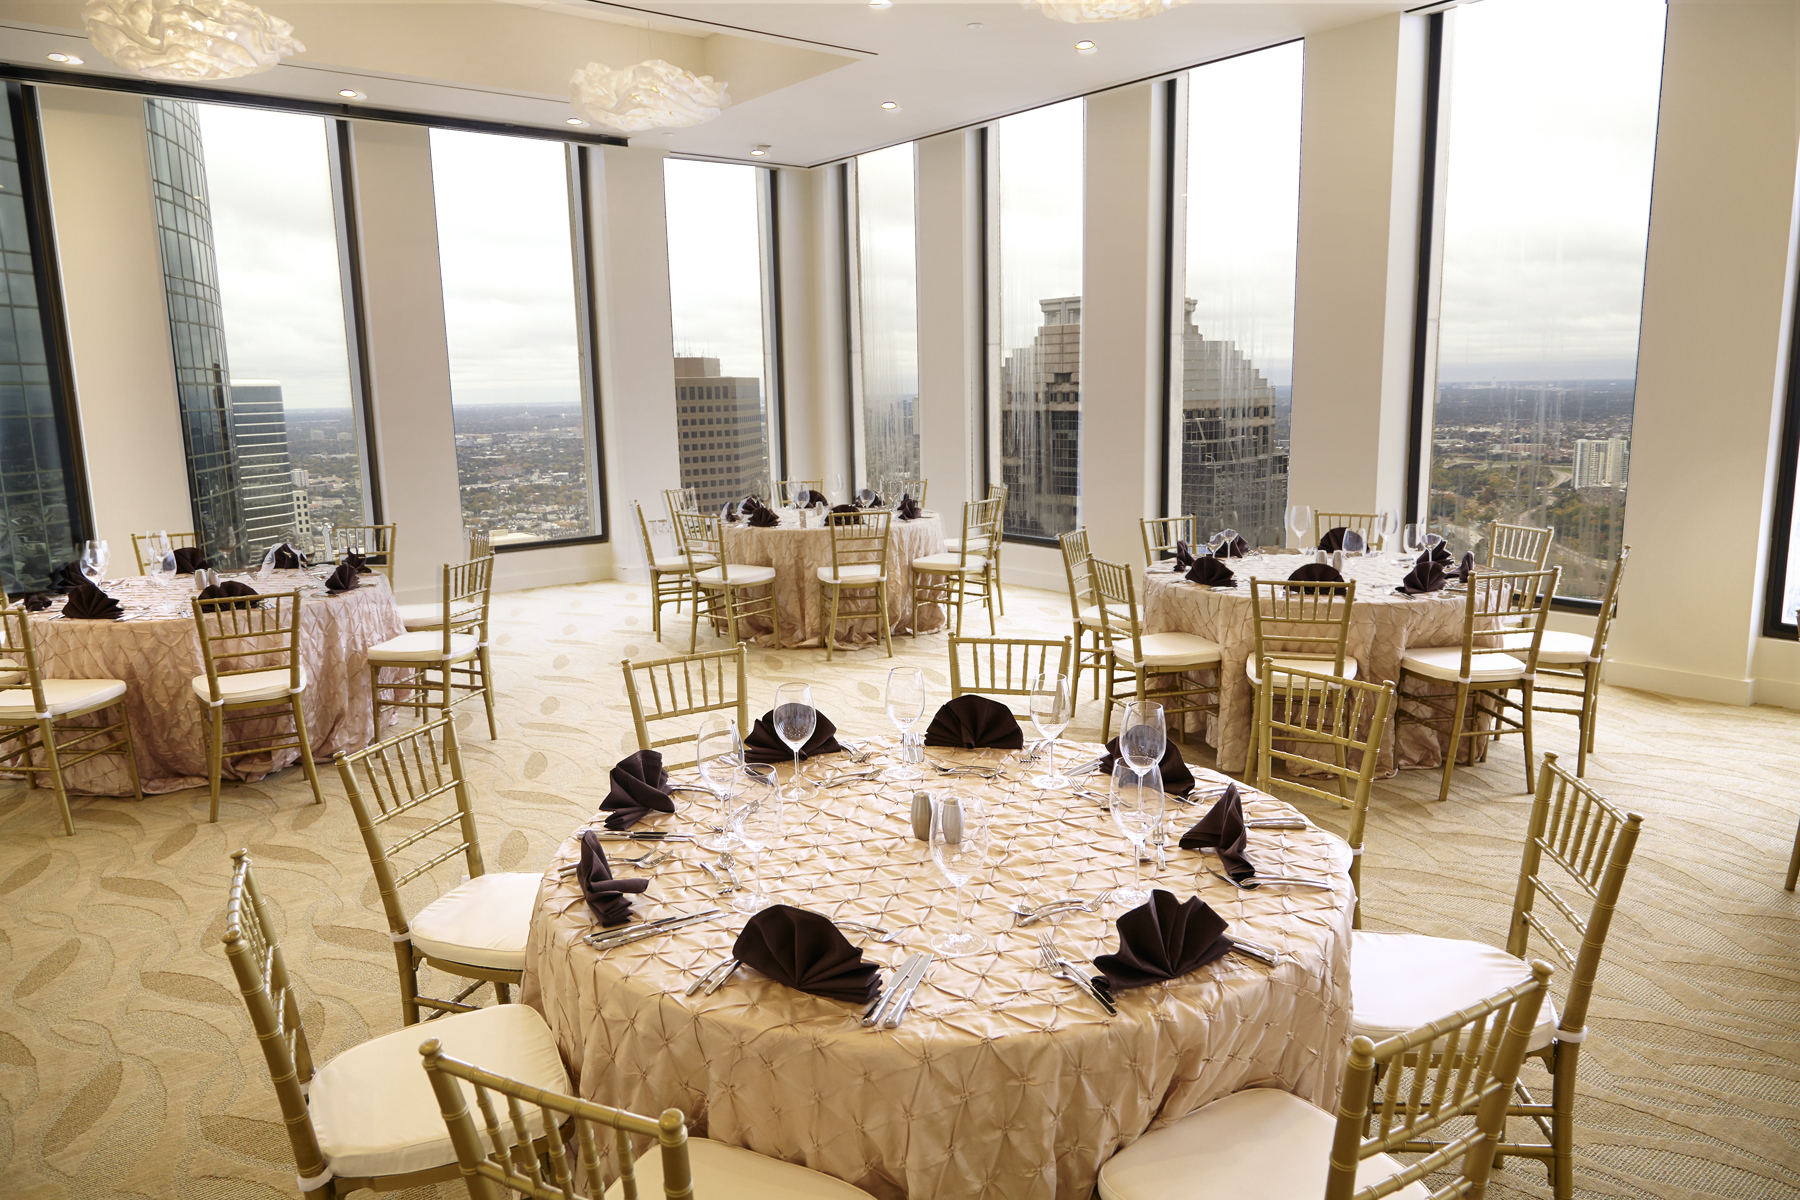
[1118,700,1166,787]
[729,769,784,915]
[79,539,109,584]
[695,714,742,852]
[930,796,993,957]
[1028,672,1073,790]
[772,682,817,801]
[1377,511,1397,558]
[826,471,847,506]
[884,667,928,783]
[1402,523,1425,558]
[1109,762,1163,908]
[1286,504,1312,551]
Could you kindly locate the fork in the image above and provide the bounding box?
[557,847,671,875]
[1035,932,1116,1014]
[1011,889,1113,925]
[1203,866,1335,892]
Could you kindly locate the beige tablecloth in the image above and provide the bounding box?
[524,737,1355,1200]
[719,512,946,648]
[20,569,405,795]
[1143,553,1474,774]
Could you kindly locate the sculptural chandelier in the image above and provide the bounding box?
[81,0,304,81]
[569,59,731,134]
[1024,0,1185,21]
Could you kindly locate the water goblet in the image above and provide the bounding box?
[929,797,993,957]
[827,471,846,506]
[1119,700,1166,787]
[1403,523,1425,558]
[884,667,927,783]
[695,714,742,852]
[1109,764,1163,909]
[730,771,784,915]
[1287,504,1312,551]
[772,682,817,801]
[1028,672,1073,790]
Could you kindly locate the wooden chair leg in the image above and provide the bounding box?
[1519,683,1536,789]
[118,704,145,801]
[477,645,498,739]
[207,705,227,822]
[495,979,513,1005]
[290,694,324,805]
[1786,817,1800,891]
[823,583,839,661]
[1437,684,1469,803]
[1550,1043,1577,1200]
[879,583,893,658]
[397,942,424,1026]
[40,718,74,837]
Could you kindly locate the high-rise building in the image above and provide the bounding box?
[999,296,1082,539]
[674,357,772,509]
[864,393,918,491]
[289,468,314,551]
[1573,436,1631,489]
[227,381,298,555]
[1177,301,1287,548]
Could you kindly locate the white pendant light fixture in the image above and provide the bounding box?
[1023,0,1184,22]
[81,0,304,82]
[569,60,731,134]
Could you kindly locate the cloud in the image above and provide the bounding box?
[664,158,768,385]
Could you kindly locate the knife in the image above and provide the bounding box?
[863,952,925,1027]
[584,907,722,949]
[1066,756,1108,777]
[590,831,693,842]
[882,952,935,1029]
[1053,954,1117,1015]
[1227,936,1281,968]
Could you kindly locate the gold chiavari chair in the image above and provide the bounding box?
[419,1043,872,1200]
[1506,544,1629,776]
[130,529,199,573]
[222,850,571,1197]
[662,487,698,527]
[1487,520,1555,571]
[1089,557,1222,743]
[679,511,779,651]
[396,554,493,633]
[912,497,1000,638]
[1096,962,1553,1200]
[948,634,1072,723]
[367,557,498,740]
[1247,577,1358,690]
[892,477,928,504]
[0,604,140,835]
[632,501,699,642]
[330,523,399,583]
[1139,515,1198,567]
[943,483,1009,614]
[819,507,894,659]
[191,588,322,822]
[1394,566,1559,802]
[1311,510,1382,551]
[335,718,540,1025]
[621,643,750,768]
[1253,664,1393,928]
[776,478,825,506]
[1353,753,1643,1200]
[467,528,492,560]
[1058,528,1110,701]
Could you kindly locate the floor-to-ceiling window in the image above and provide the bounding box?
[430,129,598,549]
[146,100,367,565]
[993,99,1084,540]
[664,159,776,509]
[1769,319,1800,636]
[1178,42,1302,550]
[855,143,919,494]
[1426,0,1665,600]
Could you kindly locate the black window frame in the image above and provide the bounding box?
[1763,285,1800,639]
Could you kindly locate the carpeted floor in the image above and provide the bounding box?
[1,579,1797,1200]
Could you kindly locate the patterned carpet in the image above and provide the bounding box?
[1,579,1796,1200]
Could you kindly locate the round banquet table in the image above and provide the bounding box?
[19,569,405,796]
[523,737,1355,1200]
[719,511,946,648]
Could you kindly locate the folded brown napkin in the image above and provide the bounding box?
[1093,889,1233,991]
[747,505,780,528]
[600,749,676,831]
[1185,557,1235,588]
[855,489,882,508]
[828,503,862,525]
[19,593,51,612]
[1423,541,1452,566]
[270,544,308,570]
[1317,526,1348,553]
[922,695,1025,751]
[744,706,846,763]
[1396,558,1447,596]
[1097,737,1195,797]
[1173,541,1196,569]
[577,831,649,928]
[1287,562,1345,593]
[897,495,923,521]
[1179,782,1256,883]
[1456,551,1475,583]
[197,580,262,609]
[1214,534,1250,557]
[723,503,742,523]
[323,562,360,594]
[733,905,882,1003]
[61,582,123,621]
[171,547,209,575]
[342,551,373,575]
[794,489,826,508]
[50,562,84,593]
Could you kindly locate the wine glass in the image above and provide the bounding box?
[1377,511,1397,558]
[729,771,784,915]
[80,539,109,584]
[1342,528,1366,556]
[772,682,816,801]
[885,667,928,783]
[1403,523,1425,558]
[1216,529,1240,560]
[929,796,992,957]
[826,471,846,506]
[1028,672,1073,789]
[695,714,741,852]
[1109,763,1162,908]
[1119,700,1166,788]
[1287,504,1312,551]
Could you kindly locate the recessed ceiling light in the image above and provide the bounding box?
[1075,40,1097,54]
[880,101,899,110]
[46,52,82,64]
[868,0,893,8]
[966,21,984,29]
[338,89,363,98]
[566,117,586,126]
[750,145,770,156]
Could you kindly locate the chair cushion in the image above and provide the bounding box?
[695,564,777,587]
[1351,931,1557,1054]
[367,631,481,664]
[310,1002,570,1180]
[816,564,885,585]
[190,667,306,706]
[1499,629,1594,665]
[0,678,128,720]
[944,538,993,553]
[1400,644,1529,684]
[408,871,540,971]
[1112,632,1223,669]
[1095,1087,1429,1200]
[1245,656,1359,687]
[605,1135,874,1200]
[912,552,987,572]
[0,657,22,685]
[395,601,482,631]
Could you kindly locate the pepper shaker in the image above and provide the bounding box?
[910,791,934,842]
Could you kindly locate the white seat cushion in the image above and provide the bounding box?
[408,871,540,971]
[605,1135,874,1200]
[1077,604,1106,629]
[1245,656,1359,687]
[1351,931,1557,1054]
[310,1002,570,1180]
[0,678,127,720]
[0,657,22,685]
[944,538,993,554]
[367,631,481,664]
[1095,1087,1429,1200]
[695,564,777,587]
[1400,644,1529,684]
[190,667,306,706]
[395,601,482,631]
[816,564,886,585]
[1499,629,1594,665]
[913,552,987,572]
[1113,632,1223,669]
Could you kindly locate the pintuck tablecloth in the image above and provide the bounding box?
[1142,553,1475,775]
[718,511,946,648]
[20,569,406,795]
[524,737,1355,1200]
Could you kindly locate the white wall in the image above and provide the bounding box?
[915,129,982,521]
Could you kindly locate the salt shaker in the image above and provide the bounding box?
[937,795,964,846]
[1331,550,1345,573]
[910,791,934,842]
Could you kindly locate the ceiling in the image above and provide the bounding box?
[0,0,1411,167]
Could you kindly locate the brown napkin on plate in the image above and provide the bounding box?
[793,489,826,508]
[576,831,649,928]
[1396,558,1447,596]
[197,580,262,609]
[1185,557,1235,588]
[1097,737,1195,797]
[50,562,85,592]
[1287,562,1345,593]
[1093,889,1233,991]
[1179,782,1256,883]
[922,695,1025,751]
[1317,526,1348,553]
[61,582,123,621]
[1173,541,1196,569]
[1214,534,1250,557]
[828,503,862,525]
[600,749,676,830]
[171,547,209,575]
[1456,551,1475,583]
[744,706,846,763]
[733,905,882,1003]
[1423,542,1453,566]
[19,593,51,612]
[323,562,360,594]
[747,505,780,528]
[270,544,308,570]
[897,494,923,521]
[342,551,373,575]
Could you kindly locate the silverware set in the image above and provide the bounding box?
[863,951,933,1029]
[1203,865,1335,891]
[836,920,898,943]
[1035,932,1116,1015]
[584,907,723,950]
[590,831,694,842]
[557,846,672,875]
[1010,890,1113,925]
[685,955,740,996]
[697,857,743,894]
[932,763,1001,779]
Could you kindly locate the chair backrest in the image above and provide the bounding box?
[1312,511,1382,550]
[1460,567,1560,680]
[1140,515,1198,567]
[330,524,399,582]
[662,488,698,527]
[191,590,304,705]
[1326,961,1553,1200]
[468,528,492,560]
[1487,521,1554,571]
[825,507,892,581]
[893,477,927,505]
[435,556,495,656]
[222,850,327,1186]
[333,718,486,942]
[1248,577,1356,679]
[948,635,1073,720]
[1253,664,1393,928]
[1058,528,1094,621]
[1087,557,1147,664]
[955,497,1002,568]
[0,606,51,715]
[679,510,745,582]
[777,479,824,506]
[130,530,199,574]
[420,1043,693,1200]
[1507,751,1643,1041]
[1590,544,1631,659]
[621,644,750,768]
[632,500,674,571]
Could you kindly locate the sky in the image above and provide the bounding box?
[996,98,1085,353]
[857,142,918,402]
[664,158,768,384]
